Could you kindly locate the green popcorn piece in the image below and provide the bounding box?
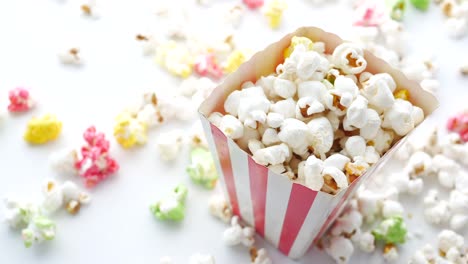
[372,216,407,244]
[150,184,188,221]
[21,216,56,248]
[186,147,218,189]
[21,229,34,248]
[410,0,430,11]
[386,0,407,20]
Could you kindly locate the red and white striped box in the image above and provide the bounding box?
[198,27,438,259]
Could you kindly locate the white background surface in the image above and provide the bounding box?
[0,0,467,263]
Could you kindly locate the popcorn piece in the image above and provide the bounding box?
[331,76,360,110]
[156,130,185,161]
[219,115,244,139]
[250,247,272,264]
[58,48,82,65]
[325,236,354,264]
[437,229,464,255]
[283,36,314,59]
[262,0,287,29]
[237,126,261,151]
[136,34,161,56]
[150,184,188,221]
[383,99,420,136]
[332,43,367,75]
[137,105,164,128]
[278,118,310,155]
[386,0,406,20]
[225,5,245,28]
[223,216,255,247]
[330,209,363,237]
[358,231,376,253]
[187,147,218,189]
[223,49,249,73]
[42,179,91,214]
[273,78,296,99]
[302,155,324,191]
[24,114,62,144]
[188,121,208,149]
[252,143,291,166]
[424,199,450,225]
[407,178,424,195]
[113,112,147,148]
[322,166,349,192]
[194,53,223,79]
[382,200,404,218]
[393,89,409,101]
[209,194,232,223]
[21,216,56,248]
[410,0,430,11]
[155,41,193,78]
[80,0,100,18]
[244,0,264,9]
[445,17,468,39]
[446,111,468,142]
[343,96,369,130]
[236,89,270,129]
[372,216,407,244]
[345,136,366,160]
[361,73,396,113]
[448,190,468,215]
[3,197,39,229]
[383,243,399,262]
[360,109,381,140]
[461,63,468,75]
[307,117,334,158]
[407,151,433,177]
[76,126,119,187]
[49,148,79,175]
[188,254,215,264]
[262,128,280,146]
[344,159,369,183]
[353,1,386,27]
[8,87,34,112]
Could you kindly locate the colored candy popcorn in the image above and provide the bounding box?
[150,184,188,221]
[386,0,406,20]
[186,147,218,189]
[283,36,314,59]
[21,216,56,248]
[24,114,62,144]
[223,50,250,74]
[194,53,223,79]
[155,41,193,78]
[353,0,386,27]
[262,0,287,29]
[372,216,407,244]
[447,111,468,142]
[243,0,264,9]
[76,126,119,187]
[8,87,34,112]
[113,112,148,148]
[410,0,431,11]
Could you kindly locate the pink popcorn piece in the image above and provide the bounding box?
[447,112,468,142]
[75,126,119,188]
[243,0,264,9]
[7,87,34,112]
[194,53,223,80]
[353,1,386,27]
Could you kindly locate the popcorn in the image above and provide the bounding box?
[343,95,369,130]
[446,111,468,142]
[261,128,280,146]
[41,179,91,214]
[344,136,367,160]
[410,0,430,11]
[382,243,399,262]
[223,216,255,247]
[271,98,296,119]
[325,236,354,264]
[358,231,376,253]
[80,0,100,18]
[76,126,119,187]
[330,209,363,237]
[353,1,386,27]
[283,36,314,59]
[209,194,232,223]
[424,199,451,225]
[24,114,62,144]
[8,87,34,112]
[58,48,82,65]
[156,130,185,161]
[136,34,161,56]
[150,184,188,221]
[277,118,310,155]
[188,254,215,264]
[381,200,404,218]
[273,78,296,99]
[332,43,367,75]
[223,49,249,73]
[225,5,245,28]
[307,117,334,158]
[187,147,218,189]
[113,112,147,148]
[21,216,56,248]
[382,99,421,136]
[155,41,193,78]
[219,115,244,139]
[361,73,395,113]
[244,0,264,9]
[372,216,407,244]
[49,148,79,175]
[250,247,272,264]
[194,53,223,79]
[450,214,468,230]
[4,197,39,229]
[262,0,287,29]
[252,143,291,166]
[386,0,406,20]
[437,229,464,255]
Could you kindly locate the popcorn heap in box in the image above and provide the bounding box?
[209,35,425,195]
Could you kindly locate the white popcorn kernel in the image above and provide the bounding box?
[236,126,261,151]
[297,81,332,106]
[332,42,367,74]
[424,200,451,225]
[296,51,322,80]
[437,229,464,253]
[363,146,380,164]
[361,73,396,113]
[302,155,324,191]
[251,248,272,264]
[450,214,468,230]
[432,154,460,172]
[220,115,244,139]
[158,95,196,121]
[137,104,163,128]
[382,99,416,136]
[438,170,456,189]
[412,106,424,127]
[237,88,270,129]
[252,143,290,166]
[448,190,468,214]
[322,166,348,190]
[209,194,232,223]
[327,111,341,131]
[345,136,366,160]
[269,164,286,174]
[383,245,399,262]
[189,253,215,264]
[248,139,265,155]
[370,129,394,154]
[223,216,255,247]
[224,5,244,28]
[324,154,350,171]
[278,118,310,155]
[3,197,39,229]
[407,178,424,195]
[407,151,433,177]
[266,112,284,128]
[343,95,369,130]
[332,76,359,109]
[256,75,277,98]
[382,200,404,218]
[179,77,215,97]
[58,48,82,65]
[423,189,440,207]
[188,121,208,149]
[389,172,410,193]
[357,189,381,223]
[41,179,64,213]
[273,78,296,99]
[49,148,79,175]
[296,97,325,119]
[262,128,280,146]
[307,117,334,158]
[225,90,242,116]
[358,232,376,253]
[445,17,468,39]
[359,108,381,140]
[330,209,363,237]
[270,98,296,119]
[160,256,174,264]
[325,236,354,264]
[446,247,462,263]
[156,130,184,161]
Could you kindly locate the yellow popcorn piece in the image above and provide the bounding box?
[263,0,287,29]
[113,112,148,148]
[24,114,62,144]
[284,36,314,59]
[394,89,410,100]
[223,50,249,74]
[155,41,193,78]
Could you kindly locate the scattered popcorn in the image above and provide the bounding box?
[358,231,376,253]
[41,179,91,215]
[187,147,218,189]
[80,0,100,18]
[113,112,148,148]
[49,148,79,175]
[188,121,209,149]
[24,114,62,144]
[461,63,468,75]
[208,193,232,223]
[225,5,245,28]
[250,247,272,264]
[150,184,188,221]
[437,229,464,255]
[424,199,450,225]
[156,41,193,78]
[372,216,407,244]
[353,1,386,27]
[262,0,287,29]
[76,126,119,187]
[194,53,223,79]
[58,48,82,65]
[8,87,34,113]
[21,215,56,248]
[223,49,249,73]
[382,243,399,262]
[381,200,404,218]
[188,254,215,264]
[223,216,255,247]
[410,0,430,11]
[244,0,264,9]
[4,197,40,229]
[156,130,185,161]
[136,34,161,56]
[325,236,354,264]
[386,0,406,20]
[446,111,468,142]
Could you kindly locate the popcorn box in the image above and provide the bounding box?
[198,27,438,259]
